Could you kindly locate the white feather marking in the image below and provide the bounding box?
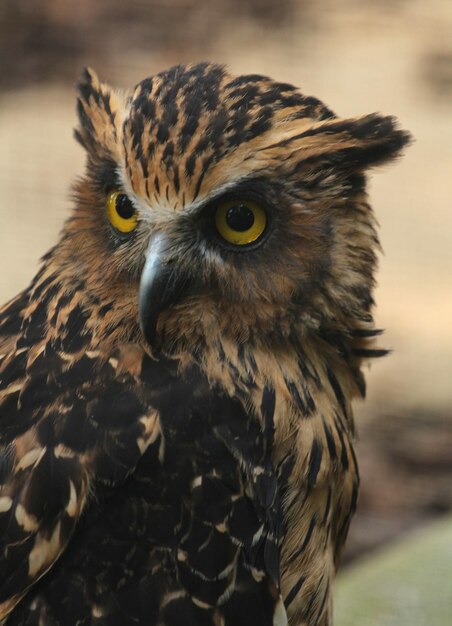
[251,523,264,546]
[28,522,62,578]
[16,447,46,472]
[137,411,160,453]
[273,597,288,626]
[108,357,119,369]
[0,382,24,397]
[66,480,78,517]
[176,549,187,562]
[91,605,105,618]
[15,504,39,532]
[54,444,75,459]
[86,350,100,359]
[191,476,203,489]
[0,497,12,513]
[191,597,213,610]
[160,590,187,608]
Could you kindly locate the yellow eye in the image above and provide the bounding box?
[214,200,267,246]
[106,190,138,233]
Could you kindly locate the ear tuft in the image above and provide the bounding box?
[76,67,101,107]
[341,113,413,169]
[74,67,123,160]
[276,112,412,174]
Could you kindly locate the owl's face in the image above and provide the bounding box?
[68,63,410,354]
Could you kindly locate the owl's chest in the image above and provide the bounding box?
[9,363,280,624]
[86,395,256,551]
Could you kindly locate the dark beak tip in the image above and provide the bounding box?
[138,286,159,347]
[138,236,191,348]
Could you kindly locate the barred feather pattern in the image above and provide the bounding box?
[0,62,410,625]
[0,264,363,626]
[0,274,286,625]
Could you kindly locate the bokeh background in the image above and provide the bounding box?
[1,1,451,623]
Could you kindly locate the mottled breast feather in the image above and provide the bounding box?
[0,271,285,625]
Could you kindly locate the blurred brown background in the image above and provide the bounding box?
[1,0,451,622]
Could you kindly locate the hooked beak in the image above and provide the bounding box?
[139,234,192,347]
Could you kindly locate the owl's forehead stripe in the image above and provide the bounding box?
[122,63,334,205]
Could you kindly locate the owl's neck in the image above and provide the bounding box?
[189,326,371,422]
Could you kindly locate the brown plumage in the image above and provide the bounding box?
[0,63,411,625]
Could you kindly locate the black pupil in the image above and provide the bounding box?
[225,204,255,232]
[116,194,134,219]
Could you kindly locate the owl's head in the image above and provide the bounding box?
[68,63,410,356]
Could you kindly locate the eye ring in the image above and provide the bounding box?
[214,200,267,246]
[106,190,138,234]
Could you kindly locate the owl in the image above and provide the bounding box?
[0,63,410,625]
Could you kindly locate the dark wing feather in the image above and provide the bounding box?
[1,286,286,625]
[0,288,161,621]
